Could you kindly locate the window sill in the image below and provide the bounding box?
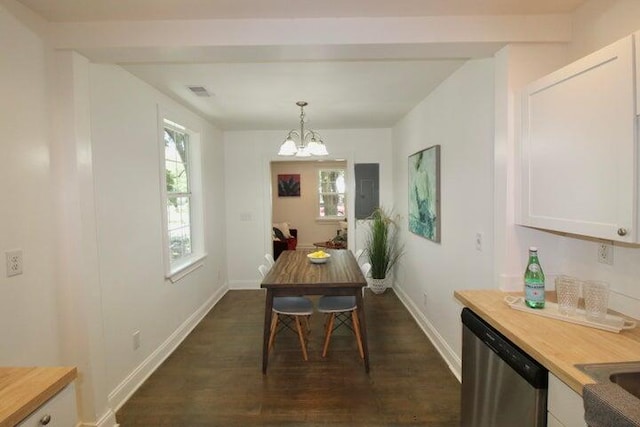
[167,253,207,283]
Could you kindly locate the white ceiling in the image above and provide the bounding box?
[123,60,467,130]
[17,0,587,131]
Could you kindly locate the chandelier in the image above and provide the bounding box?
[278,101,329,157]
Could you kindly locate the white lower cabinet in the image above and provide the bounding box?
[17,383,77,427]
[547,373,587,427]
[548,412,565,427]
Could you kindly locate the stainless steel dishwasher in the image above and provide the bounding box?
[461,308,548,427]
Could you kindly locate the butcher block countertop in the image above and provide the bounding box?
[0,366,77,427]
[455,289,640,395]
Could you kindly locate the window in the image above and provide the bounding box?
[160,114,205,280]
[318,169,346,219]
[164,121,192,261]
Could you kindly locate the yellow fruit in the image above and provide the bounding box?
[309,250,328,258]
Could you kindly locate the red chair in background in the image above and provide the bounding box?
[273,228,297,260]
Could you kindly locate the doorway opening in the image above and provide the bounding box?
[270,160,348,252]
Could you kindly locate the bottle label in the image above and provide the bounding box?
[528,264,540,273]
[525,282,545,303]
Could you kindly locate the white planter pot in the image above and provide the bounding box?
[369,277,387,294]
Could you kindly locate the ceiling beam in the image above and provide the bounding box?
[48,15,571,63]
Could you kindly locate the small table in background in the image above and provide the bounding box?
[313,240,347,250]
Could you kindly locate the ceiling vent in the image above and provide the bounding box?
[187,86,211,97]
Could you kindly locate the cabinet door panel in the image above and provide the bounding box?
[547,374,587,427]
[519,36,636,242]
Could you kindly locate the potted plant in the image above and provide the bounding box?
[364,207,403,294]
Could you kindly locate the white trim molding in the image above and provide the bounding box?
[393,285,461,382]
[108,285,228,411]
[77,408,118,427]
[228,280,261,290]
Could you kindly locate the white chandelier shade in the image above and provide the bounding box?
[278,101,329,157]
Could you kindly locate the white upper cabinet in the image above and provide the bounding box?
[517,35,638,242]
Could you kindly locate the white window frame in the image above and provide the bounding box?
[317,168,347,221]
[158,106,206,282]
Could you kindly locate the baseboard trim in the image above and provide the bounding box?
[108,285,228,412]
[392,285,461,382]
[77,408,117,427]
[228,280,259,290]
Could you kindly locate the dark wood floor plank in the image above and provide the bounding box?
[116,289,460,426]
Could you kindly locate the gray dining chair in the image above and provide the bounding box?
[258,264,313,361]
[258,264,270,277]
[317,262,371,358]
[264,253,275,268]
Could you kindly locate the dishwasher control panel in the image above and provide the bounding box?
[462,307,548,389]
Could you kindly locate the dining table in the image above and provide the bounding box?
[260,249,370,374]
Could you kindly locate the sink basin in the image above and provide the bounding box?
[576,361,640,398]
[610,371,640,399]
[578,362,640,426]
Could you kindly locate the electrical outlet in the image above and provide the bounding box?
[423,291,428,308]
[597,242,614,265]
[6,250,23,277]
[133,330,141,350]
[475,232,483,252]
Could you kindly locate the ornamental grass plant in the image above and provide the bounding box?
[365,207,403,280]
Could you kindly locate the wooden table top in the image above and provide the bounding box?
[0,366,77,427]
[261,249,366,289]
[455,289,640,394]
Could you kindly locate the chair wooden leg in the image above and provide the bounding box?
[268,313,279,353]
[304,315,311,336]
[295,316,309,361]
[351,309,365,359]
[322,313,336,358]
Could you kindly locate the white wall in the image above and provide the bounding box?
[224,128,393,289]
[4,0,640,422]
[497,1,640,319]
[392,59,496,374]
[1,5,229,420]
[552,0,640,317]
[450,0,640,372]
[89,64,227,410]
[463,1,640,351]
[0,3,60,365]
[389,3,640,374]
[492,43,569,291]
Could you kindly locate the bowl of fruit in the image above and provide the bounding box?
[307,250,331,264]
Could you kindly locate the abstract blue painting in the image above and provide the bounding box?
[408,145,440,242]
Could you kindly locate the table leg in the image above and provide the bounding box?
[355,289,370,373]
[262,290,274,374]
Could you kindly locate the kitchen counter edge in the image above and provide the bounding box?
[0,366,77,427]
[454,289,640,395]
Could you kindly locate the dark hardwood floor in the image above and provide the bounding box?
[116,289,461,426]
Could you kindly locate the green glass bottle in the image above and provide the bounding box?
[524,247,545,308]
